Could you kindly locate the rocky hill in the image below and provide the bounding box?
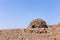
[0,18,60,40]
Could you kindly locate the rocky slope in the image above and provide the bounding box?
[0,18,60,40]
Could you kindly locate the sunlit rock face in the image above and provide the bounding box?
[28,18,48,29]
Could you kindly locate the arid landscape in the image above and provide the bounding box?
[0,18,60,40]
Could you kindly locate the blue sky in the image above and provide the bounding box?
[0,0,60,29]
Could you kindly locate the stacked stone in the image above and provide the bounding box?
[28,18,48,29]
[25,18,48,34]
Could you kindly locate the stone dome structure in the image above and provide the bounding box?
[28,18,48,29]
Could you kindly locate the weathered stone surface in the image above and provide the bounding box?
[28,18,48,29]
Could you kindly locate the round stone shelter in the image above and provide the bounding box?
[28,18,48,29]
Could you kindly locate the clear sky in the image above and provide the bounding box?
[0,0,60,29]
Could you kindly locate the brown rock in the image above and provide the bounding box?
[28,18,48,29]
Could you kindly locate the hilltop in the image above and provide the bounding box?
[0,18,60,40]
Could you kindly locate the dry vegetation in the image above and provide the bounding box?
[0,18,60,40]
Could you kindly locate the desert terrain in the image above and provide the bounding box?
[0,18,60,40]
